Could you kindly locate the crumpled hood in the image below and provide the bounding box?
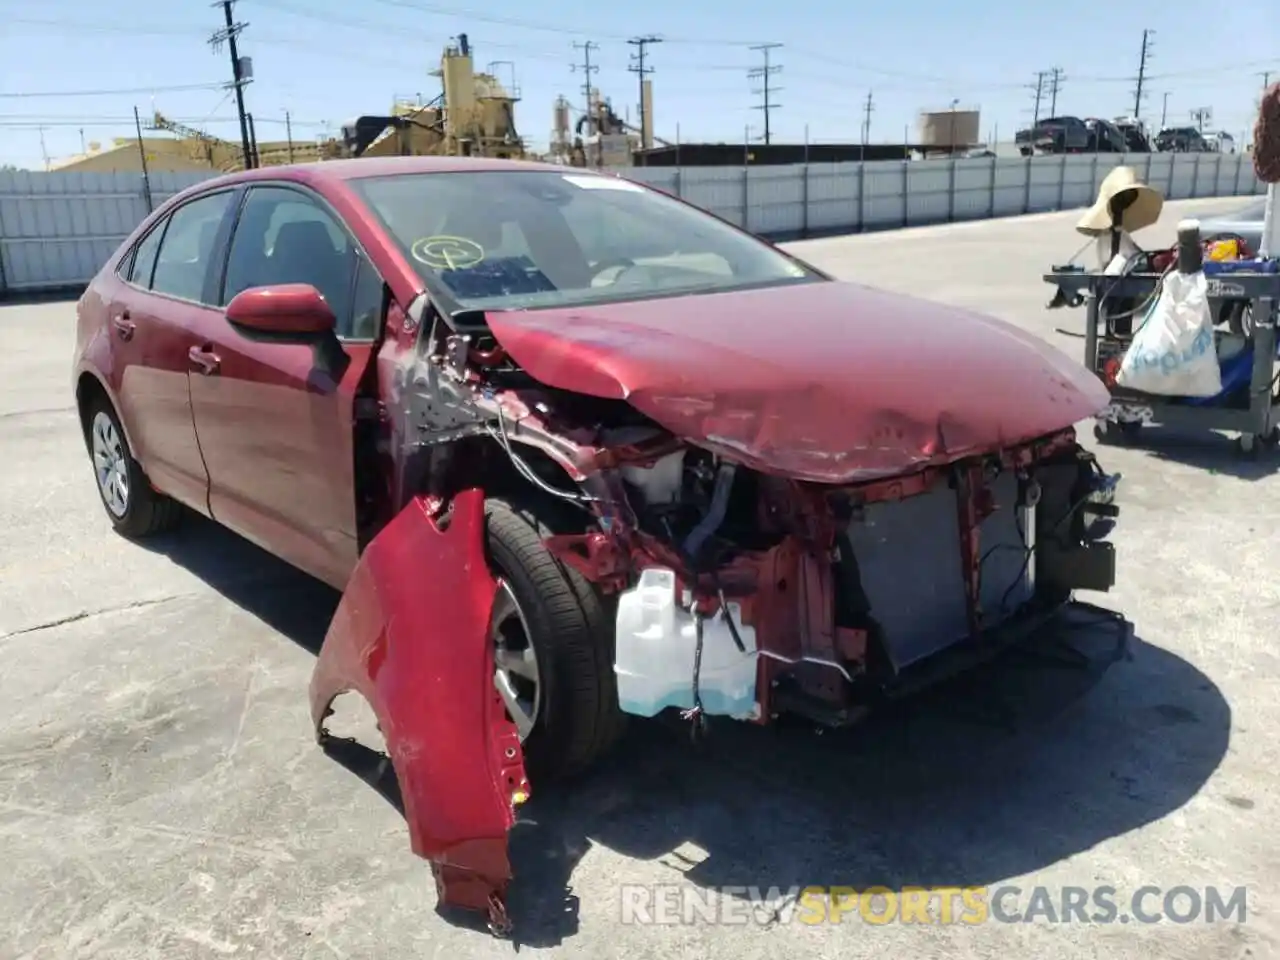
[484,280,1109,483]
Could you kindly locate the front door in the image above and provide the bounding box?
[186,184,385,589]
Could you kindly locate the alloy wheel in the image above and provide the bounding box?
[490,579,541,741]
[91,411,130,518]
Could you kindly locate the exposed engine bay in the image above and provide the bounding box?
[386,298,1120,729]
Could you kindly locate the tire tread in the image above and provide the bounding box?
[484,498,623,780]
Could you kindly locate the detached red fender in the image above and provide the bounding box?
[309,489,529,929]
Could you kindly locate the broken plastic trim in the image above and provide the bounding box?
[309,488,529,928]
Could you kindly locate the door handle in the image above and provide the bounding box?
[111,312,135,341]
[188,344,221,376]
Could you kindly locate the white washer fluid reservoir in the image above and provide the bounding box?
[613,566,760,720]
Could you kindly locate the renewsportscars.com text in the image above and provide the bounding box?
[619,884,1249,926]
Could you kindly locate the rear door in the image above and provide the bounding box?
[109,189,239,512]
[186,183,385,588]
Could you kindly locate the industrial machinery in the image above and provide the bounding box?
[338,34,525,160]
[148,112,247,172]
[562,87,673,167]
[148,111,327,171]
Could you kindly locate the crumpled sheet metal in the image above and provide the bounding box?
[484,280,1110,483]
[310,489,528,917]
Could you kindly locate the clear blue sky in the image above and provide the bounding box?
[2,0,1276,168]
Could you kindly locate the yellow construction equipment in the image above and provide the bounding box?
[340,34,526,160]
[149,112,246,171]
[149,111,329,172]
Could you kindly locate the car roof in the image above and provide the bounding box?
[191,155,579,194]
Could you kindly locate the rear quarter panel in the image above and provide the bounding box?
[73,264,130,445]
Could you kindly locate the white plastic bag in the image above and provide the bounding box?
[1115,270,1222,397]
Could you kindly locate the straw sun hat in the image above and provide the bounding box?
[1076,165,1164,236]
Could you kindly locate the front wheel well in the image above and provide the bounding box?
[433,435,596,534]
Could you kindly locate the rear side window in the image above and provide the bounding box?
[127,223,165,288]
[150,191,235,303]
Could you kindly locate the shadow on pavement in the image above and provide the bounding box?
[138,511,338,653]
[138,511,1232,950]
[1116,423,1280,481]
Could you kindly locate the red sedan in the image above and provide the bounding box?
[72,156,1124,933]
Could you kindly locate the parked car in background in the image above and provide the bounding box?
[1207,131,1236,154]
[1083,118,1128,153]
[1015,116,1140,154]
[1155,127,1212,152]
[1015,116,1091,155]
[1112,117,1153,152]
[71,155,1125,932]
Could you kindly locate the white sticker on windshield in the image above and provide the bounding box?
[562,174,644,192]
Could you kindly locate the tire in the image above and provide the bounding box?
[84,396,183,538]
[484,498,624,781]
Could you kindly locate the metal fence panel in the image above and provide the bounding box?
[0,153,1265,294]
[0,168,211,290]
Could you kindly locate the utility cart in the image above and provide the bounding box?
[1044,256,1280,458]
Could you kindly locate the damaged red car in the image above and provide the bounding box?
[73,156,1124,932]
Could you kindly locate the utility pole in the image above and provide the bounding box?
[1047,67,1064,117]
[1030,71,1046,126]
[1132,28,1154,119]
[247,113,259,165]
[1190,106,1212,132]
[748,43,783,145]
[860,89,875,153]
[285,110,294,163]
[210,0,254,170]
[571,40,599,166]
[133,106,153,213]
[628,35,661,165]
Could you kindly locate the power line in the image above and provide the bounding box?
[16,11,1270,95]
[13,9,1279,88]
[1133,28,1155,119]
[0,113,320,123]
[628,35,661,159]
[0,82,226,99]
[11,17,208,36]
[363,0,763,45]
[209,0,255,170]
[748,43,782,145]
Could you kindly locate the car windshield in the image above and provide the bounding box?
[349,169,819,311]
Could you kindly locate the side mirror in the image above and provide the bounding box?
[225,284,336,337]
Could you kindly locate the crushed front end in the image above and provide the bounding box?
[311,289,1127,935]
[545,426,1123,730]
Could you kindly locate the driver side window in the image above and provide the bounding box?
[222,186,375,340]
